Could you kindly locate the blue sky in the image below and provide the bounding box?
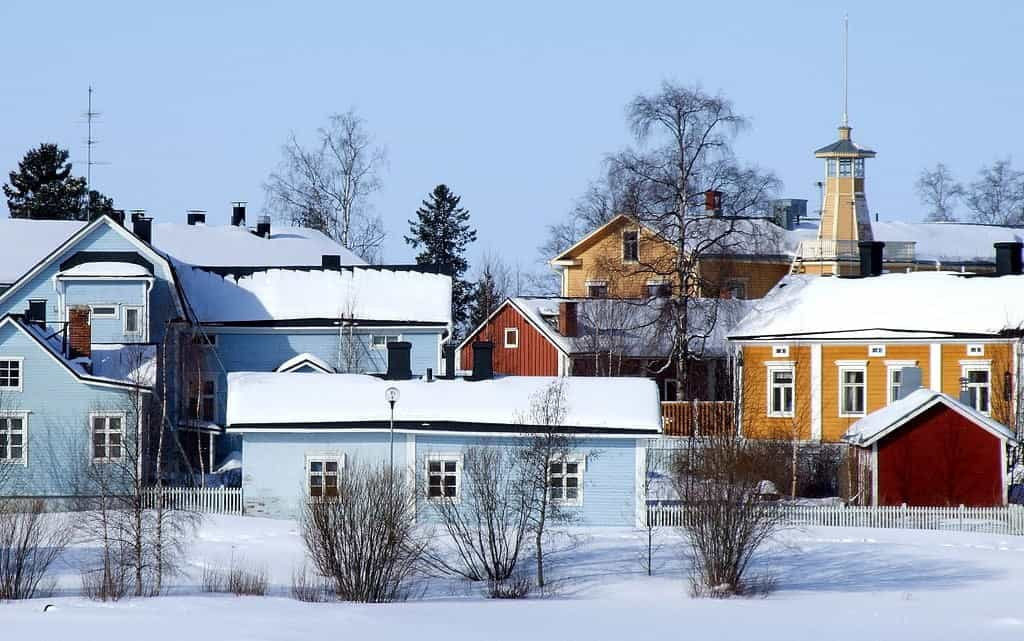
[2,1,1022,271]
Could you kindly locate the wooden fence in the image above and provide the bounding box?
[142,487,243,515]
[661,401,734,437]
[646,503,1024,535]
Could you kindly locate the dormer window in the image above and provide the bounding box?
[622,230,639,263]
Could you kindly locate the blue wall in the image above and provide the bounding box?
[239,429,641,526]
[64,281,148,343]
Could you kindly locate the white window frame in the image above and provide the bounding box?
[585,280,608,298]
[305,453,345,498]
[723,278,748,300]
[961,360,992,415]
[371,334,401,349]
[504,327,519,349]
[772,345,790,358]
[621,229,639,263]
[548,456,584,506]
[90,412,126,462]
[0,411,28,465]
[868,345,886,357]
[885,360,916,405]
[425,454,462,502]
[967,344,985,357]
[89,304,118,319]
[837,361,868,417]
[0,357,24,392]
[123,305,144,337]
[765,362,795,418]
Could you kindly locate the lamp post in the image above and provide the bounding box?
[385,386,400,471]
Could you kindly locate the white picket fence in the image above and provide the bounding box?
[142,487,243,515]
[646,503,1024,535]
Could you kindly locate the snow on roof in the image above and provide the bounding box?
[842,388,1016,446]
[688,217,812,257]
[58,262,152,278]
[152,222,365,268]
[0,219,86,283]
[90,344,158,386]
[872,221,1023,264]
[729,271,1024,339]
[178,266,452,324]
[226,372,662,433]
[509,296,754,358]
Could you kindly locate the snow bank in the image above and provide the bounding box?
[227,372,662,432]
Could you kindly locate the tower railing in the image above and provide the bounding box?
[796,239,916,263]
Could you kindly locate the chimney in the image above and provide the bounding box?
[994,242,1023,276]
[231,202,247,227]
[470,341,494,381]
[132,216,153,244]
[256,215,271,238]
[559,301,578,337]
[187,210,207,225]
[25,300,46,327]
[442,344,456,379]
[68,305,91,360]
[425,367,434,382]
[385,341,412,380]
[322,254,341,269]
[704,190,722,216]
[129,209,146,223]
[109,210,125,226]
[858,240,884,277]
[897,367,922,400]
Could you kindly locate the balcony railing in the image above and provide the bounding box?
[796,239,916,263]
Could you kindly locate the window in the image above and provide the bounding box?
[964,367,991,414]
[839,159,852,177]
[123,306,143,335]
[371,334,400,349]
[0,414,26,463]
[89,305,118,319]
[826,159,837,177]
[504,327,519,348]
[646,281,671,298]
[967,344,984,356]
[767,366,794,417]
[188,378,217,422]
[91,414,124,461]
[308,458,341,498]
[622,230,639,262]
[772,345,789,358]
[0,358,23,391]
[724,279,747,300]
[869,345,886,357]
[586,282,608,298]
[548,458,583,505]
[854,158,865,178]
[427,457,459,500]
[839,366,867,416]
[888,367,902,405]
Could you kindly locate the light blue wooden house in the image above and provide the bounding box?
[226,341,662,526]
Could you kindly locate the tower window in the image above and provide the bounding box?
[854,158,865,178]
[839,159,852,177]
[827,159,837,177]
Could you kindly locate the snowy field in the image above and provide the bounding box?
[4,515,1024,641]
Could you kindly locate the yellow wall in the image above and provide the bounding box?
[740,344,813,440]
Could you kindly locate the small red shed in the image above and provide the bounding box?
[843,389,1018,507]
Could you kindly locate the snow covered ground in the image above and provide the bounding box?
[4,515,1024,640]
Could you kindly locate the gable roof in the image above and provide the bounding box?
[842,388,1017,446]
[550,215,670,264]
[1,315,154,391]
[0,219,86,284]
[275,352,336,374]
[729,271,1024,341]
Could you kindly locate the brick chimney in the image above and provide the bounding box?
[68,305,91,359]
[704,190,722,215]
[559,301,578,337]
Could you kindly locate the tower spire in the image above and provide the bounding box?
[842,14,849,127]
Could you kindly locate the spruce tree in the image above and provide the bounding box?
[4,143,115,220]
[405,184,477,336]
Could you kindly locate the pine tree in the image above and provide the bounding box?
[3,143,115,220]
[405,185,477,336]
[469,265,503,330]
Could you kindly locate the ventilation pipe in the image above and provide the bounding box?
[470,341,494,381]
[231,202,247,227]
[187,210,207,225]
[858,241,884,277]
[385,341,413,380]
[994,242,1023,276]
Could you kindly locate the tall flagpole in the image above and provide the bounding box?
[842,15,849,127]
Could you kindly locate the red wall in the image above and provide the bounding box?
[876,404,1004,507]
[459,304,559,376]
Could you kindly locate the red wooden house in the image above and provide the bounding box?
[843,388,1018,507]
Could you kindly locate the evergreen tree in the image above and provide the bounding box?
[405,184,477,335]
[469,265,503,330]
[85,190,117,221]
[4,143,115,220]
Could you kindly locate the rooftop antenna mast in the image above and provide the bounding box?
[83,85,102,219]
[841,14,849,127]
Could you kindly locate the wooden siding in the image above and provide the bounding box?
[740,344,813,440]
[662,401,735,437]
[458,304,559,376]
[561,217,677,299]
[696,257,791,299]
[940,343,1013,426]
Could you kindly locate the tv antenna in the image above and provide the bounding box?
[82,85,110,219]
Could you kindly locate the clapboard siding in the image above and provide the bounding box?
[64,280,148,343]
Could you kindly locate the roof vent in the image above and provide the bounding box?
[994,242,1023,276]
[385,341,413,380]
[187,210,207,225]
[322,254,341,269]
[442,344,456,379]
[231,202,247,227]
[129,209,146,223]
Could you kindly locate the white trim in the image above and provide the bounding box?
[548,455,584,507]
[766,362,795,418]
[89,304,119,319]
[89,412,127,462]
[584,279,608,287]
[868,344,886,357]
[503,327,519,349]
[371,334,402,349]
[837,363,867,417]
[930,343,942,391]
[0,356,25,392]
[763,360,795,367]
[425,453,463,503]
[275,353,335,374]
[834,359,868,367]
[967,343,985,356]
[304,452,345,498]
[122,305,144,338]
[810,344,822,440]
[960,362,992,415]
[772,345,790,358]
[885,360,917,405]
[0,411,29,465]
[635,440,647,528]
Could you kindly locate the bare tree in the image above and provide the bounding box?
[915,163,963,222]
[264,109,387,262]
[964,158,1024,226]
[301,464,426,602]
[671,433,788,597]
[608,82,780,401]
[0,500,72,599]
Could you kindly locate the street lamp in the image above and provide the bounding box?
[385,386,400,471]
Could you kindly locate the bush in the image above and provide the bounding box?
[0,500,71,600]
[291,563,330,603]
[486,574,532,599]
[201,557,268,596]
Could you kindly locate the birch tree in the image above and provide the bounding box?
[915,163,963,222]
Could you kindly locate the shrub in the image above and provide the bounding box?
[0,500,71,600]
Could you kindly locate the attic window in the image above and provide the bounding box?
[504,327,519,349]
[868,345,886,357]
[967,344,984,356]
[772,345,789,358]
[622,230,639,262]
